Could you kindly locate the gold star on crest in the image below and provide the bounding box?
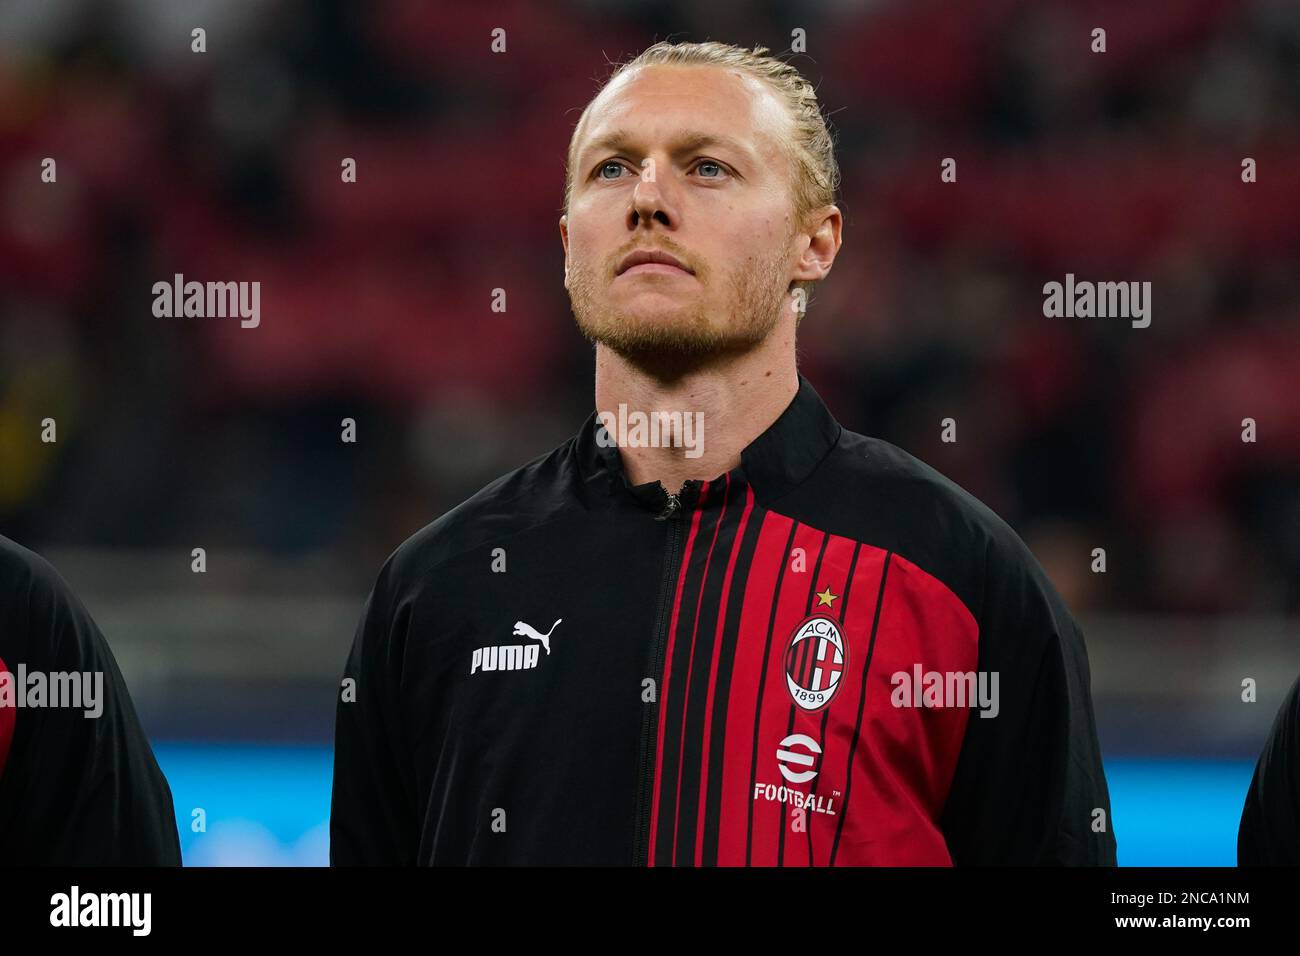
[815,586,839,608]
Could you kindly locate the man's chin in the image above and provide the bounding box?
[578,311,755,359]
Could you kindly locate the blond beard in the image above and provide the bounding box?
[568,244,792,359]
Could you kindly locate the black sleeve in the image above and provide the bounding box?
[329,566,419,865]
[1238,672,1300,865]
[939,534,1118,865]
[0,541,181,865]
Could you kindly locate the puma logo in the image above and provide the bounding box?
[513,619,561,655]
[469,618,563,675]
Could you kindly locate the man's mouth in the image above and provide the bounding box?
[617,248,695,276]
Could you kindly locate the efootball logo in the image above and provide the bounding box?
[784,616,846,711]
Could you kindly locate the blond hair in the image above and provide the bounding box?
[563,41,840,310]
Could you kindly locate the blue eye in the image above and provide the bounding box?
[594,159,729,181]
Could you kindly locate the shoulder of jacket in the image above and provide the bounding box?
[824,428,1030,555]
[0,534,72,614]
[376,435,582,595]
[815,429,1066,630]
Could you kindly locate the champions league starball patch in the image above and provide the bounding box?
[784,615,847,712]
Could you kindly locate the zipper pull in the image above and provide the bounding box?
[656,492,681,521]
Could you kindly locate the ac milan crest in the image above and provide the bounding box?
[784,615,847,712]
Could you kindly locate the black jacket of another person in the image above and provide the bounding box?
[0,535,181,865]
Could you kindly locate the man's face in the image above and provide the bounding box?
[560,65,803,358]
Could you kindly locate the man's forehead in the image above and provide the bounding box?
[575,64,790,164]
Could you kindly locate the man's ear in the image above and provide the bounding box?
[792,204,842,283]
[559,214,570,287]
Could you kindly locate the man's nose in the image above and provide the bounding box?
[629,162,676,229]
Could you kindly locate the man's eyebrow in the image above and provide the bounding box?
[577,128,755,166]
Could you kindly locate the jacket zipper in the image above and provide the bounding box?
[632,483,696,864]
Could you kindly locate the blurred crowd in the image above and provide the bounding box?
[1,0,1298,613]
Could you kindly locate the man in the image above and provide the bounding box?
[1238,671,1300,864]
[0,534,181,864]
[330,40,1116,866]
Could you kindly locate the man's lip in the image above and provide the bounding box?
[616,249,695,275]
[618,262,694,278]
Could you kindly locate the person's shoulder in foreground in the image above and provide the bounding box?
[0,533,182,865]
[1239,670,1300,864]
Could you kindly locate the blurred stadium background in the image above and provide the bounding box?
[2,0,1298,865]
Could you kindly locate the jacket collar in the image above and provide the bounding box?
[575,373,842,511]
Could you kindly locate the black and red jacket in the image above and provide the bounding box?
[330,376,1117,865]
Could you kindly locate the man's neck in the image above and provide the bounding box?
[593,331,799,494]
